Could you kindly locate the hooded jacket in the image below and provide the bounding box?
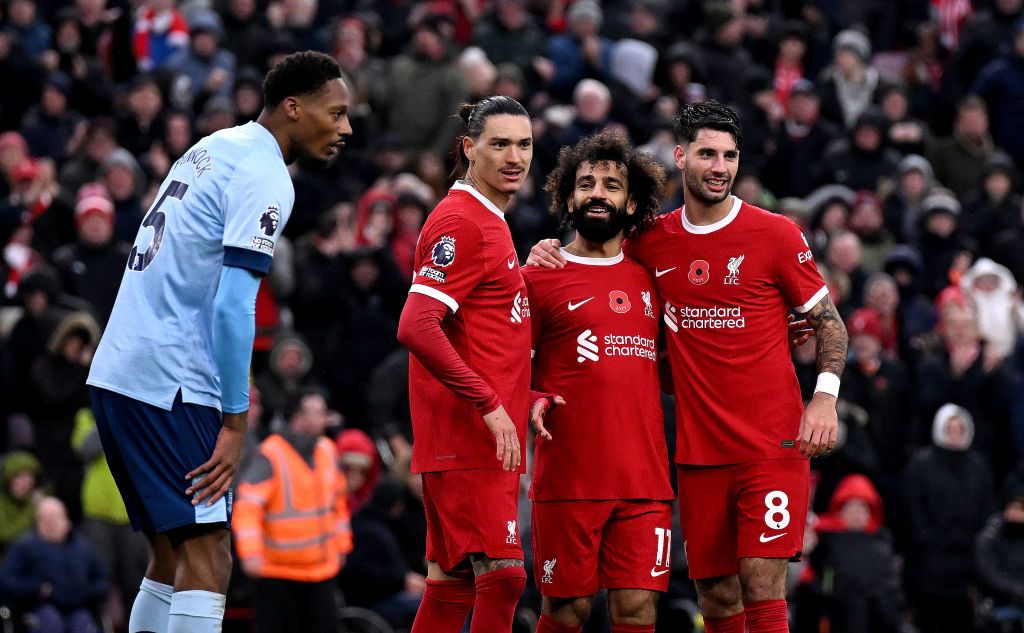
[0,451,41,557]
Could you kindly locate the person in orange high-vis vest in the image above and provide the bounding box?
[233,388,352,633]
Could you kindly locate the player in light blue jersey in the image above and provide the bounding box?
[86,51,351,633]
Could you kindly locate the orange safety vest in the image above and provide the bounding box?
[233,434,352,582]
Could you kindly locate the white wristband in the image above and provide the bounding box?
[814,372,841,397]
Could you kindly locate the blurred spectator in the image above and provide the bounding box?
[772,20,809,113]
[847,191,894,273]
[254,334,318,430]
[219,0,267,69]
[233,388,352,633]
[0,496,108,633]
[883,245,938,365]
[20,72,86,162]
[878,83,932,157]
[40,8,114,118]
[131,0,189,71]
[825,231,868,314]
[971,17,1024,168]
[26,311,98,521]
[166,9,236,110]
[366,347,410,441]
[335,428,380,513]
[806,474,908,633]
[820,108,901,192]
[4,0,52,58]
[819,29,888,129]
[115,74,165,157]
[884,154,939,244]
[72,407,147,628]
[966,152,1022,253]
[231,67,263,125]
[915,190,977,298]
[960,258,1023,361]
[926,96,999,201]
[545,0,611,100]
[693,1,754,107]
[98,147,145,243]
[763,79,841,198]
[337,476,425,629]
[559,78,613,149]
[950,0,1024,94]
[0,130,31,199]
[991,198,1024,288]
[974,468,1024,632]
[841,306,912,493]
[0,450,42,562]
[51,182,130,325]
[57,117,117,196]
[862,273,901,357]
[903,404,997,633]
[330,16,388,117]
[470,0,546,73]
[7,267,69,407]
[0,31,44,133]
[386,10,466,160]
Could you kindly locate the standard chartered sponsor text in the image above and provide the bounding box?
[678,305,745,329]
[604,334,657,360]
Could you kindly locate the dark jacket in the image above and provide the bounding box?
[338,479,411,606]
[0,531,108,611]
[975,514,1024,606]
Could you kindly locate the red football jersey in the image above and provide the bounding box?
[523,250,673,501]
[626,197,828,465]
[408,182,532,473]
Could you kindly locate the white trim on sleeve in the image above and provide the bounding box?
[409,284,460,313]
[794,285,830,314]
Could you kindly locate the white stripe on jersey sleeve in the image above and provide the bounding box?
[410,284,460,313]
[794,285,830,314]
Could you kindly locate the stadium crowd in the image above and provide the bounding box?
[0,0,1023,631]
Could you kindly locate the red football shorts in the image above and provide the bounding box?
[422,468,523,573]
[677,458,809,580]
[531,499,673,597]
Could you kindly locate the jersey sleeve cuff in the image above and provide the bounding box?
[224,246,272,275]
[794,285,829,314]
[409,284,459,312]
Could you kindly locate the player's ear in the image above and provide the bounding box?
[626,195,637,216]
[284,96,301,122]
[673,145,685,171]
[462,135,475,162]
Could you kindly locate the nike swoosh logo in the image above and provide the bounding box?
[759,532,786,543]
[507,258,516,269]
[650,567,670,577]
[567,298,594,311]
[655,267,676,277]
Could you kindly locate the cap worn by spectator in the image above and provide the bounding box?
[44,72,73,98]
[847,307,883,341]
[100,148,144,181]
[188,9,224,40]
[703,1,736,34]
[568,0,602,27]
[74,182,115,228]
[833,28,871,62]
[790,78,817,98]
[921,190,961,218]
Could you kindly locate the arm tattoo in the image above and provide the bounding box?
[803,294,848,377]
[469,554,525,575]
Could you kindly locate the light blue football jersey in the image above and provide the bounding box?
[88,122,294,411]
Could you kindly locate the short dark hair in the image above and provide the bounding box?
[544,129,667,237]
[672,99,743,148]
[450,95,530,178]
[282,387,327,423]
[263,51,343,109]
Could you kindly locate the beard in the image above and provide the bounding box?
[572,199,628,243]
[684,168,732,205]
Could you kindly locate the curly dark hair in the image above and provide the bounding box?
[263,51,343,108]
[672,99,743,147]
[544,129,667,238]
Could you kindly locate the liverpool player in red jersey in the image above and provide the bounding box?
[396,96,535,633]
[530,101,848,633]
[524,130,673,633]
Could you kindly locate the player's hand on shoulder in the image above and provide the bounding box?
[530,394,565,441]
[185,412,247,506]
[526,239,565,269]
[482,405,521,471]
[797,394,838,458]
